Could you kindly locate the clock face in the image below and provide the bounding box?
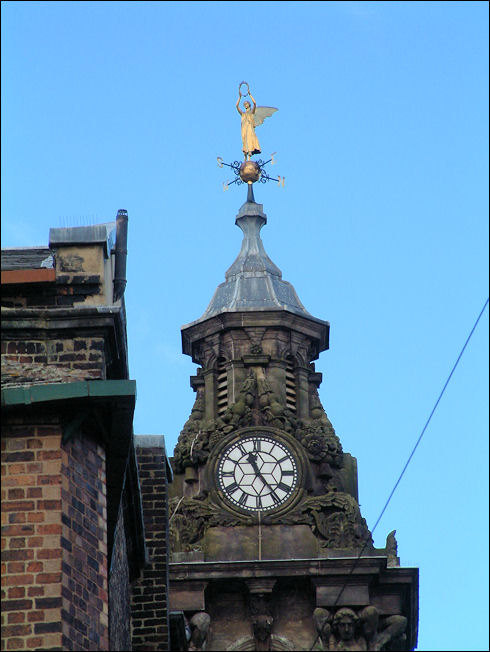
[217,434,298,512]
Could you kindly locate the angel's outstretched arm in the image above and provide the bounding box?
[236,96,243,115]
[248,93,257,113]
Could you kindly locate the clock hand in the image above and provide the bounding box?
[246,452,261,474]
[246,453,280,501]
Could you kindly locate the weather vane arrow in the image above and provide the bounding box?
[217,81,285,193]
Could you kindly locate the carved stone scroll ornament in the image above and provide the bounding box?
[168,488,372,553]
[297,421,343,466]
[188,611,211,651]
[296,388,343,466]
[173,394,208,473]
[169,494,253,553]
[271,492,373,550]
[385,530,400,568]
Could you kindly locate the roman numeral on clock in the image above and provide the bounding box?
[238,492,248,506]
[270,490,280,504]
[226,482,239,494]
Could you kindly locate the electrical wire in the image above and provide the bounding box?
[309,296,489,650]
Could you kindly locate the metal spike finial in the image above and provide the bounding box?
[247,183,255,204]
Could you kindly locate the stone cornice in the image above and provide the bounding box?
[181,309,329,362]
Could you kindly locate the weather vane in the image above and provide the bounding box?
[217,81,285,192]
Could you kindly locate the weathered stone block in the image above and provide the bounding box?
[203,524,319,562]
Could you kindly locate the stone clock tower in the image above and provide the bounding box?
[168,190,418,651]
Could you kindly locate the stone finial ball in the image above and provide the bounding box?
[239,160,261,183]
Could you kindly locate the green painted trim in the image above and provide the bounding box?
[1,380,136,407]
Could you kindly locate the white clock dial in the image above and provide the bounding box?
[217,435,298,512]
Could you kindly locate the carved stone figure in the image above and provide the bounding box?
[189,611,211,651]
[313,607,331,650]
[359,607,407,651]
[249,591,274,651]
[258,375,297,433]
[252,614,274,651]
[329,608,367,651]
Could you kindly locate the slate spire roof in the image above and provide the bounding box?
[196,187,312,323]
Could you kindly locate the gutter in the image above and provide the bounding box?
[1,379,136,408]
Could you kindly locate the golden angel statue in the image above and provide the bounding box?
[236,81,277,160]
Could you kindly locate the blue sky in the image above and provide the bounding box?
[2,2,488,650]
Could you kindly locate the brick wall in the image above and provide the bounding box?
[109,507,132,651]
[61,432,109,650]
[1,421,64,651]
[131,440,170,651]
[1,337,106,388]
[1,418,110,651]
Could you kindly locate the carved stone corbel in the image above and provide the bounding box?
[247,579,276,652]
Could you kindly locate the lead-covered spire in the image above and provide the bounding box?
[196,191,312,323]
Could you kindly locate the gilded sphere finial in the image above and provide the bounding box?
[239,160,261,184]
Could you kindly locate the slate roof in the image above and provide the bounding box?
[1,247,54,271]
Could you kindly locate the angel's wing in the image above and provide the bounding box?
[254,106,278,127]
